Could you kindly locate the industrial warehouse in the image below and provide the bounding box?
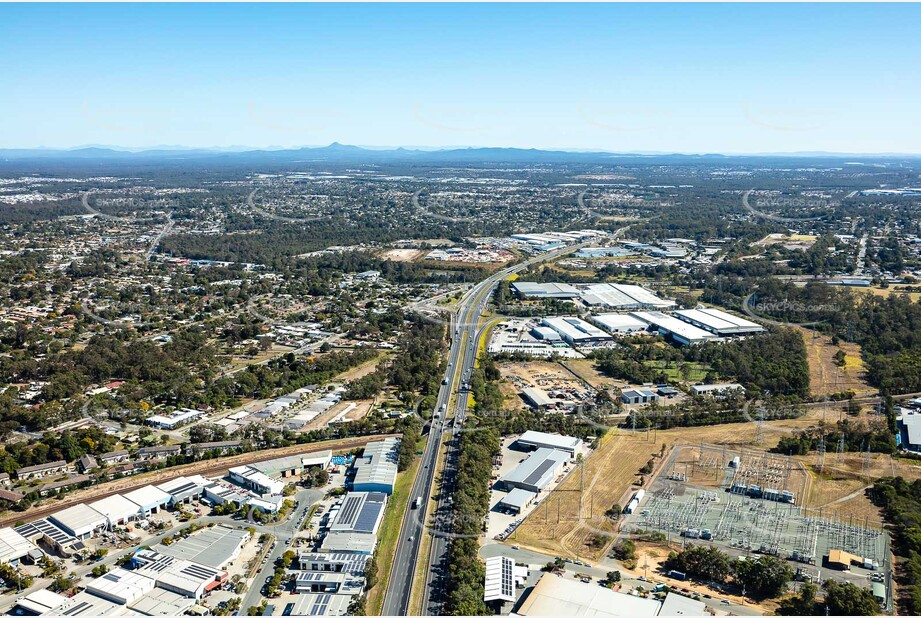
[487,292,766,356]
[350,437,400,495]
[491,432,583,520]
[0,442,393,617]
[321,491,388,554]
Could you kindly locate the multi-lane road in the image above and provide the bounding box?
[382,243,585,616]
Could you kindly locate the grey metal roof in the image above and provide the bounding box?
[499,488,537,509]
[501,448,569,490]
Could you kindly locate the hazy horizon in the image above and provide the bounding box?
[4,142,921,158]
[2,3,919,154]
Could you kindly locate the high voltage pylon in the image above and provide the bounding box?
[817,434,826,474]
[754,407,765,445]
[837,435,846,461]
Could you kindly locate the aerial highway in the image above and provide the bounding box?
[382,242,585,616]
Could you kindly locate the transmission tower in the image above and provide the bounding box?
[817,434,826,474]
[837,435,846,461]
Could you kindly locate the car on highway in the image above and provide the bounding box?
[408,536,414,542]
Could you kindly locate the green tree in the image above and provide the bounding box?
[822,580,881,616]
[731,555,792,599]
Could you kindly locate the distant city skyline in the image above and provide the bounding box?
[1,3,919,154]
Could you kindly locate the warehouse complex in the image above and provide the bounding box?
[580,283,676,310]
[321,491,388,554]
[591,312,648,333]
[516,430,583,456]
[499,448,570,494]
[493,281,765,356]
[512,282,580,299]
[154,525,249,568]
[674,307,764,336]
[514,573,706,616]
[629,311,719,345]
[0,527,36,565]
[351,437,400,495]
[540,316,611,345]
[228,465,286,496]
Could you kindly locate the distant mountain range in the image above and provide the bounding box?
[0,143,918,164]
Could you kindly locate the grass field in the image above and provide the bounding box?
[643,360,711,383]
[560,359,622,389]
[850,285,921,303]
[510,430,663,561]
[794,326,871,397]
[366,452,422,615]
[505,403,900,562]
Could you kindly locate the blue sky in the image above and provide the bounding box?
[1,3,918,153]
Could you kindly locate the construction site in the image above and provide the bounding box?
[621,443,892,612]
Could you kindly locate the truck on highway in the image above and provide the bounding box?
[412,497,422,509]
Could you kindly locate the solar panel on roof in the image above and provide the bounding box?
[336,495,362,526]
[522,460,557,486]
[181,564,215,580]
[62,602,92,615]
[170,482,197,495]
[354,501,384,532]
[309,595,331,616]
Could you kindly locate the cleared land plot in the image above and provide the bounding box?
[752,233,818,250]
[850,285,921,303]
[336,352,388,382]
[499,381,527,412]
[510,430,663,561]
[379,248,426,262]
[560,359,622,390]
[499,361,589,394]
[794,326,870,398]
[303,398,375,431]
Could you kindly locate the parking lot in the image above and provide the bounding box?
[485,435,579,542]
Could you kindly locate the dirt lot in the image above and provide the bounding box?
[560,359,621,390]
[850,285,921,303]
[379,248,426,262]
[498,381,527,412]
[752,233,818,250]
[499,360,589,393]
[303,398,376,431]
[794,326,871,398]
[336,352,388,382]
[510,430,662,561]
[798,451,921,524]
